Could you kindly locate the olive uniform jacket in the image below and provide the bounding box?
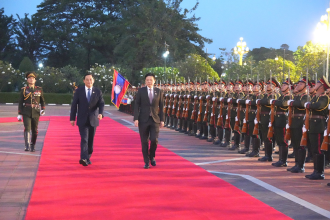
[18,86,45,118]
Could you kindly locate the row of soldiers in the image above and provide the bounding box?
[158,76,330,186]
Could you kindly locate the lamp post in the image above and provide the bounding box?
[234,37,249,66]
[317,7,330,80]
[205,48,216,80]
[275,56,280,81]
[163,42,170,76]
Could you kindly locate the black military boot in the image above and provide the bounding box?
[208,125,216,142]
[195,122,202,138]
[30,144,35,152]
[238,135,250,154]
[24,131,30,151]
[291,148,306,173]
[30,132,37,152]
[305,154,325,180]
[200,123,208,140]
[287,147,299,171]
[213,127,223,145]
[221,129,231,147]
[171,117,177,129]
[175,118,182,131]
[181,119,187,133]
[272,146,288,167]
[229,132,240,150]
[246,137,260,157]
[167,116,172,128]
[186,120,192,135]
[258,141,273,161]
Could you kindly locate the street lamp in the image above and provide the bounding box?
[163,42,169,76]
[38,63,43,69]
[234,37,249,66]
[315,7,330,80]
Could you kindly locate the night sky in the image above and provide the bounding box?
[2,0,329,57]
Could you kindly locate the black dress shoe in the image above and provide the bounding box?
[150,158,156,166]
[258,156,273,162]
[79,159,88,166]
[271,160,287,167]
[87,159,92,165]
[24,146,30,151]
[144,163,150,169]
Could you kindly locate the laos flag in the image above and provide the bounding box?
[111,69,130,108]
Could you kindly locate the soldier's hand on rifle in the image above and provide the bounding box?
[227,98,232,103]
[304,102,310,109]
[287,100,294,106]
[269,99,275,105]
[17,115,22,121]
[256,99,260,104]
[236,99,240,104]
[245,100,250,104]
[220,97,224,102]
[40,110,45,116]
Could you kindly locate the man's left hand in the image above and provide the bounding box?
[98,114,103,120]
[160,121,164,128]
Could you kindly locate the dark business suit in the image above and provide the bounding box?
[70,86,105,161]
[134,86,164,164]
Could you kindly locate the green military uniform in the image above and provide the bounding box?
[221,81,235,147]
[18,72,46,152]
[258,77,279,162]
[272,78,293,167]
[305,76,330,180]
[287,77,309,173]
[213,84,228,145]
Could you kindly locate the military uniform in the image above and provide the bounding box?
[305,76,330,180]
[18,72,46,152]
[271,78,293,167]
[221,81,235,147]
[213,83,228,145]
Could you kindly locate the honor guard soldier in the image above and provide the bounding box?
[221,81,235,147]
[246,80,264,157]
[238,80,254,154]
[257,77,280,162]
[286,77,309,173]
[271,78,293,167]
[228,79,245,150]
[304,80,316,162]
[18,71,46,152]
[213,80,227,145]
[197,82,208,139]
[305,76,330,180]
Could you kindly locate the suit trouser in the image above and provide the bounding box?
[23,115,40,145]
[309,133,323,155]
[139,116,160,163]
[78,119,96,160]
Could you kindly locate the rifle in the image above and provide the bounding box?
[285,69,292,140]
[190,78,198,120]
[171,79,178,116]
[321,108,330,151]
[224,98,232,129]
[182,79,187,118]
[241,99,249,134]
[300,69,310,147]
[176,81,183,119]
[167,79,173,115]
[216,97,224,127]
[203,78,211,122]
[267,70,275,139]
[234,98,241,132]
[210,79,217,126]
[163,80,169,114]
[184,78,191,119]
[253,72,261,136]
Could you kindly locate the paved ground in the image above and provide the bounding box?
[0,104,329,220]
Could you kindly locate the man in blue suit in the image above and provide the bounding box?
[70,73,105,166]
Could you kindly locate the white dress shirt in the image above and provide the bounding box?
[85,86,93,99]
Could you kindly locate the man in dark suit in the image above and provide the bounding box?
[70,73,105,166]
[134,73,164,169]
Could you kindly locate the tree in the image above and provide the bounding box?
[19,56,34,73]
[280,44,289,50]
[0,8,17,63]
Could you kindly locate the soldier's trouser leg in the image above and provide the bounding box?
[287,127,302,171]
[213,126,223,145]
[291,148,306,173]
[175,117,182,131]
[272,127,288,167]
[221,128,231,147]
[258,124,273,161]
[181,118,187,133]
[238,135,250,154]
[305,133,325,179]
[23,115,32,151]
[246,137,260,157]
[200,122,208,139]
[208,125,216,142]
[164,114,168,126]
[195,122,202,137]
[30,117,40,152]
[171,116,177,129]
[229,131,240,150]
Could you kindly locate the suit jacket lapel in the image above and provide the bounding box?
[90,88,95,102]
[152,88,158,105]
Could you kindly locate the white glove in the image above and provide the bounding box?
[226,115,228,119]
[304,102,310,108]
[287,100,294,106]
[17,115,22,121]
[212,97,216,101]
[302,125,306,133]
[324,130,327,137]
[220,97,224,102]
[227,98,232,103]
[269,99,275,105]
[256,99,260,104]
[328,104,330,110]
[236,99,241,104]
[254,118,258,124]
[245,100,250,104]
[268,122,272,127]
[243,118,246,123]
[235,116,238,121]
[211,113,214,116]
[286,124,289,129]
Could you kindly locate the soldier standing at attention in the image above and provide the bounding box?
[18,71,46,152]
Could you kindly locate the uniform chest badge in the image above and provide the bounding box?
[34,91,41,96]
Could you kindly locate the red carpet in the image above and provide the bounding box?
[23,116,291,220]
[0,116,51,123]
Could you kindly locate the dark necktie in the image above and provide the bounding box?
[149,88,153,104]
[87,89,91,103]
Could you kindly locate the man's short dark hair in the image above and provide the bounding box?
[84,73,94,79]
[145,73,156,80]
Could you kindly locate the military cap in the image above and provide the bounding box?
[189,81,194,85]
[25,71,37,79]
[318,76,330,89]
[310,79,316,87]
[219,79,226,85]
[254,80,264,90]
[228,80,235,86]
[282,78,293,85]
[299,76,313,87]
[235,79,244,86]
[246,80,254,86]
[214,81,219,85]
[267,77,280,87]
